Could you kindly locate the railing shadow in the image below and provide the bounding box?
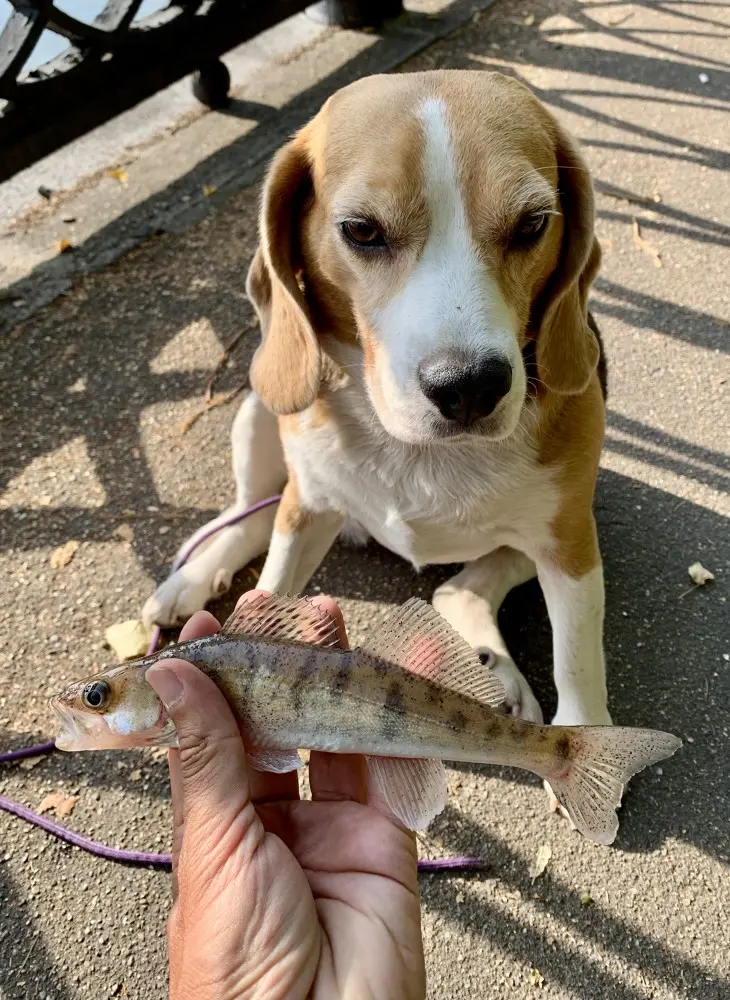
[420,803,728,1000]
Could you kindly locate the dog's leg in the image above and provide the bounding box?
[535,521,611,817]
[143,393,286,626]
[258,479,344,594]
[535,549,612,729]
[432,547,543,723]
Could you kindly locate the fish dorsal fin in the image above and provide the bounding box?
[221,593,340,647]
[364,598,505,709]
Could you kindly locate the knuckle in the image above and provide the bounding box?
[177,730,231,784]
[175,728,244,797]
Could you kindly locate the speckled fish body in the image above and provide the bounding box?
[50,595,681,844]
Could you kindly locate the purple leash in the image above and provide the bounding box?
[0,494,486,875]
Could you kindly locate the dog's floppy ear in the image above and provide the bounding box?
[246,133,320,414]
[534,125,601,396]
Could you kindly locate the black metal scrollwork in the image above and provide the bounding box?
[0,0,314,182]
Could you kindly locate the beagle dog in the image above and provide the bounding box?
[144,70,612,732]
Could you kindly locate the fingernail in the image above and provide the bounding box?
[146,665,184,710]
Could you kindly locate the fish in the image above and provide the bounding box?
[50,594,682,845]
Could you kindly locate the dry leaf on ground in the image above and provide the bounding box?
[202,184,217,197]
[108,167,129,185]
[19,756,45,771]
[38,791,79,818]
[105,619,153,661]
[632,217,662,267]
[529,843,552,880]
[113,523,134,544]
[50,540,80,568]
[688,562,715,586]
[529,968,545,987]
[55,238,73,255]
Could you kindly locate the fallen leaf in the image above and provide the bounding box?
[688,562,715,586]
[529,843,552,880]
[523,12,535,25]
[38,791,79,818]
[580,892,594,907]
[19,756,45,771]
[202,184,217,197]
[50,540,80,568]
[108,167,129,185]
[105,619,154,661]
[55,238,73,255]
[632,217,662,267]
[529,968,545,987]
[113,524,134,544]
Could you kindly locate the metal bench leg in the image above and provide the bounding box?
[192,59,231,109]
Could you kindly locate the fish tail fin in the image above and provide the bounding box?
[545,727,682,845]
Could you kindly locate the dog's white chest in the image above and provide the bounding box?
[282,396,559,567]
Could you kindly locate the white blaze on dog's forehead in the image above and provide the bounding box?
[372,97,520,417]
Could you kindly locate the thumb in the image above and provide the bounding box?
[147,659,257,844]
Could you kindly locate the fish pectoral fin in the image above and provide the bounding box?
[247,746,305,773]
[361,598,505,709]
[221,593,340,647]
[366,756,447,831]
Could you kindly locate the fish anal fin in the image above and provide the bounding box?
[366,756,447,831]
[364,598,505,709]
[247,745,305,774]
[222,593,340,647]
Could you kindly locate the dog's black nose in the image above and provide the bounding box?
[418,353,513,426]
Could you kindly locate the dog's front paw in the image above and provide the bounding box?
[142,563,232,627]
[480,653,544,724]
[543,779,577,827]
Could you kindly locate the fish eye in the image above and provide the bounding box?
[82,680,111,712]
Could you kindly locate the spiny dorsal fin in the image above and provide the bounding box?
[364,598,506,709]
[222,593,340,647]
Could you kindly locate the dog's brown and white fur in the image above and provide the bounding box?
[144,71,612,731]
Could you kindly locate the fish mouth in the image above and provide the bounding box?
[49,698,178,752]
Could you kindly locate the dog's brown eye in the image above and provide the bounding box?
[514,212,550,243]
[341,220,387,249]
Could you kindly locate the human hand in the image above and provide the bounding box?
[146,590,425,1000]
